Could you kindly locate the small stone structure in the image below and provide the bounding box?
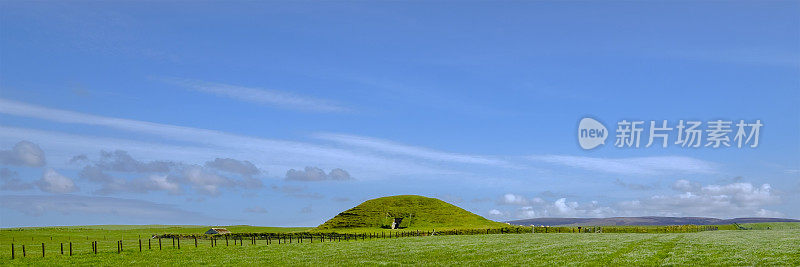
[205,228,231,234]
[391,218,403,229]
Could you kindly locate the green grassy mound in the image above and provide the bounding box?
[316,195,506,230]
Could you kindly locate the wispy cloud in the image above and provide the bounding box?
[527,155,717,175]
[663,47,800,68]
[160,78,349,112]
[314,133,513,167]
[0,99,443,177]
[614,178,657,191]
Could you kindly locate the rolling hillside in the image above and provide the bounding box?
[317,195,506,230]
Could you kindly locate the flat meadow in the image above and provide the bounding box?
[1,223,798,266]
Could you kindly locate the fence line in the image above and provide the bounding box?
[5,225,721,260]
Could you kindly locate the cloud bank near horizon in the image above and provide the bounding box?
[0,98,792,226]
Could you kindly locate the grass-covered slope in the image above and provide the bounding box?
[316,195,506,230]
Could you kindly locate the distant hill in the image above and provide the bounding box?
[317,195,507,230]
[506,217,800,226]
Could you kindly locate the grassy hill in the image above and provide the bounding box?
[316,195,506,230]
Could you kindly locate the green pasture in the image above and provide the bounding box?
[0,223,798,265]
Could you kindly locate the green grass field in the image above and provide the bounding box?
[1,224,799,265]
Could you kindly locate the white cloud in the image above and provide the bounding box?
[620,180,781,218]
[494,197,616,219]
[205,158,261,177]
[94,150,174,173]
[314,133,513,167]
[548,198,615,218]
[528,155,717,175]
[161,78,348,112]
[172,166,236,196]
[0,99,446,178]
[671,179,700,192]
[614,178,656,190]
[146,174,181,194]
[518,206,537,218]
[36,168,78,193]
[489,209,503,216]
[500,193,544,206]
[328,168,351,180]
[74,150,261,196]
[493,179,782,219]
[0,140,46,167]
[1,168,34,191]
[285,166,352,181]
[756,209,784,217]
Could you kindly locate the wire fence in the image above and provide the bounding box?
[4,224,722,260]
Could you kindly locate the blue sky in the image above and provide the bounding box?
[1,1,798,227]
